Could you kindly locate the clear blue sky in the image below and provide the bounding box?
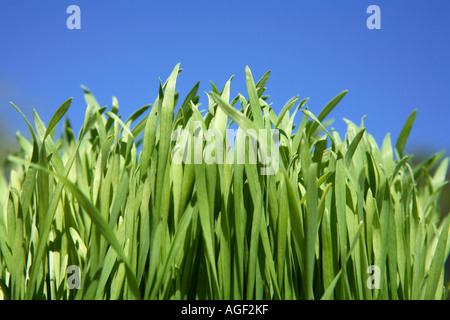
[1,0,449,156]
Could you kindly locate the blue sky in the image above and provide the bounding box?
[1,0,449,156]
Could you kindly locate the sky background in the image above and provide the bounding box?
[1,0,449,157]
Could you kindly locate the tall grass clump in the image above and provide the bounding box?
[0,64,449,300]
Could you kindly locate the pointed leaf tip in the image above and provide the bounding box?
[395,109,417,158]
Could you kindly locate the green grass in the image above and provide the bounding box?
[0,64,449,300]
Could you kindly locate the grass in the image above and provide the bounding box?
[0,64,449,300]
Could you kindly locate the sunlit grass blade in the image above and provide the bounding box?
[395,109,417,159]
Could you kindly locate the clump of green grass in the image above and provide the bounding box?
[0,64,449,300]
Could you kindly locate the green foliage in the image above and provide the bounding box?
[0,64,449,300]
